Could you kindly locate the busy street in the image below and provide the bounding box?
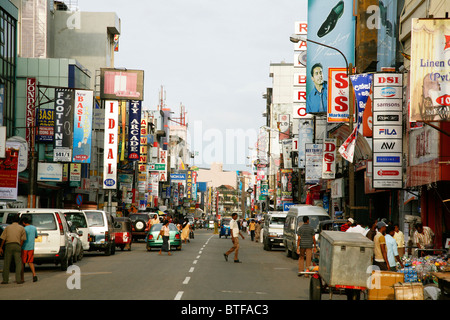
[0,226,331,301]
[0,0,449,311]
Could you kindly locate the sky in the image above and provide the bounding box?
[77,0,308,171]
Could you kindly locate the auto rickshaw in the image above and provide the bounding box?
[219,217,231,238]
[114,217,132,251]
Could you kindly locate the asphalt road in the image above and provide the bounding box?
[0,228,347,302]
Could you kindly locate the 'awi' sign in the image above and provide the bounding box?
[103,100,119,189]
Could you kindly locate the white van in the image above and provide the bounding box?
[262,212,287,251]
[283,205,330,259]
[18,209,74,271]
[84,210,116,256]
[60,209,90,251]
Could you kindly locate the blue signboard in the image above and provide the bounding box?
[283,202,295,212]
[170,173,186,181]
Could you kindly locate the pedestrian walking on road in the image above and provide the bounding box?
[296,216,316,276]
[249,220,256,241]
[255,221,262,243]
[0,214,26,284]
[157,220,172,256]
[20,216,38,282]
[224,213,245,263]
[181,220,190,244]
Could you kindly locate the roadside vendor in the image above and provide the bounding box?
[413,223,435,256]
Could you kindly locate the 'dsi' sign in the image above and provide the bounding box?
[322,138,336,179]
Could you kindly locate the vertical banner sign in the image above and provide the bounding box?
[293,21,311,119]
[139,113,148,172]
[327,68,350,122]
[372,73,403,189]
[409,18,450,122]
[305,143,323,184]
[0,141,20,200]
[186,170,193,200]
[26,78,37,150]
[54,88,74,162]
[103,100,119,189]
[306,0,355,115]
[322,138,336,179]
[278,114,290,141]
[298,119,314,168]
[280,169,293,203]
[159,149,167,182]
[128,100,141,160]
[72,90,93,163]
[339,73,373,163]
[120,101,126,161]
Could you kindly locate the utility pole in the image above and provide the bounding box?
[348,63,355,219]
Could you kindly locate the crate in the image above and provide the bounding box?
[319,231,374,288]
[368,271,404,300]
[394,282,424,300]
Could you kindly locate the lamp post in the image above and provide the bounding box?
[290,35,355,218]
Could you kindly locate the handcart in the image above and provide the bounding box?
[301,231,374,300]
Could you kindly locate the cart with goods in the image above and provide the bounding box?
[397,253,450,300]
[303,231,374,300]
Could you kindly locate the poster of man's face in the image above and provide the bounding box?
[306,0,355,115]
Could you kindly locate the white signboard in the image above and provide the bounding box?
[37,163,63,182]
[305,143,322,184]
[372,73,403,189]
[103,100,119,189]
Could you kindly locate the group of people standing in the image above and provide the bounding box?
[0,214,38,284]
[241,219,263,242]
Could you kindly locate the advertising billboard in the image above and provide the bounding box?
[100,68,144,101]
[410,18,450,122]
[306,0,355,115]
[54,88,74,162]
[103,100,119,189]
[72,90,93,163]
[372,73,403,189]
[128,100,141,161]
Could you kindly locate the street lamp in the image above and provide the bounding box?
[289,34,356,219]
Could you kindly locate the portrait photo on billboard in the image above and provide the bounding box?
[306,0,355,115]
[100,68,144,101]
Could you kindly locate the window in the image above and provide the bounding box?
[21,213,56,231]
[85,212,105,227]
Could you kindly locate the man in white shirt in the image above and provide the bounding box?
[346,220,367,236]
[224,213,245,263]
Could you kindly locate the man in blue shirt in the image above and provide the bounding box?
[20,216,38,282]
[306,63,328,114]
[385,225,404,271]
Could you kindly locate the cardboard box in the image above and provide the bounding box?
[394,282,424,300]
[368,270,404,300]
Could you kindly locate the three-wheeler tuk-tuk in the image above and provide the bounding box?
[114,217,132,251]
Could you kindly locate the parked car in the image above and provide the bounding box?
[128,213,152,241]
[67,221,83,262]
[263,212,287,251]
[18,209,74,271]
[84,210,116,256]
[114,217,132,251]
[61,209,90,251]
[283,205,330,259]
[146,223,182,251]
[0,209,27,224]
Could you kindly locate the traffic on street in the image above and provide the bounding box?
[0,0,449,312]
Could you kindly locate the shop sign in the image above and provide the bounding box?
[327,68,350,122]
[72,90,93,163]
[372,73,403,189]
[54,88,74,162]
[322,138,336,179]
[128,100,141,160]
[37,162,63,182]
[103,100,119,189]
[26,78,36,150]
